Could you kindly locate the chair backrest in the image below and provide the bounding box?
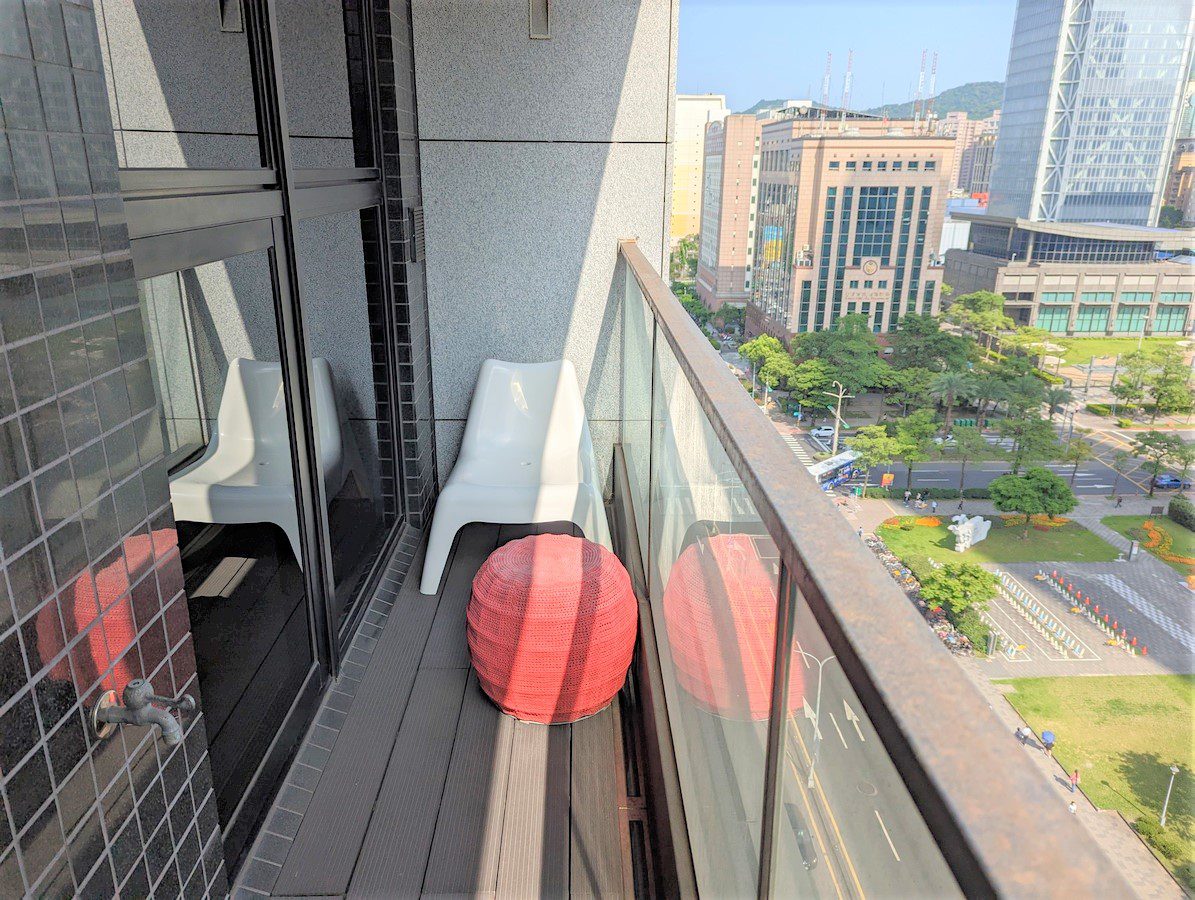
[461,359,590,482]
[216,358,341,466]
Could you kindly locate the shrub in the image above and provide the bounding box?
[1032,368,1064,385]
[1134,816,1186,861]
[1134,815,1161,840]
[962,487,991,499]
[1117,417,1134,428]
[1085,403,1111,417]
[920,487,961,500]
[952,608,991,654]
[1168,494,1195,531]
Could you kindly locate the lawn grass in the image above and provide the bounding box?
[1000,675,1194,888]
[876,516,1121,579]
[1060,336,1183,366]
[1101,516,1194,577]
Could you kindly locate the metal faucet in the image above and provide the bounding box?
[91,679,196,746]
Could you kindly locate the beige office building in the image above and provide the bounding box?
[748,130,955,338]
[695,114,762,309]
[945,216,1194,335]
[1165,138,1195,225]
[939,110,1000,193]
[672,94,729,245]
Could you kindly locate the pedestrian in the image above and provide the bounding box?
[931,500,938,515]
[903,489,911,506]
[915,493,923,508]
[1042,731,1055,757]
[1015,725,1032,744]
[957,499,965,513]
[1069,769,1080,793]
[857,526,864,539]
[1115,496,1123,508]
[1068,801,1077,815]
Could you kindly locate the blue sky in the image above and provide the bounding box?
[677,0,1017,112]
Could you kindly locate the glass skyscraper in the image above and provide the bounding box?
[988,0,1195,226]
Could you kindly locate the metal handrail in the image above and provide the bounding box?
[618,239,1129,898]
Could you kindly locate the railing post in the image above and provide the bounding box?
[757,562,799,898]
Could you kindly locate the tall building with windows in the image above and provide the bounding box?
[671,94,729,245]
[966,132,998,195]
[695,114,761,310]
[939,110,1000,193]
[987,0,1195,226]
[748,132,954,338]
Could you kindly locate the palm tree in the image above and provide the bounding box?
[1044,386,1074,421]
[969,375,1007,430]
[929,372,972,434]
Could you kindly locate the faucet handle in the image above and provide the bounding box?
[121,678,195,713]
[147,691,196,713]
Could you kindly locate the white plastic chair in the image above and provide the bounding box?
[169,357,347,568]
[419,359,611,594]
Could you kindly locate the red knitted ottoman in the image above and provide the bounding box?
[467,534,637,724]
[662,533,804,721]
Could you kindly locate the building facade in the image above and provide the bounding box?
[940,110,1000,193]
[695,114,761,310]
[988,0,1195,226]
[966,132,998,195]
[749,132,954,339]
[945,215,1194,334]
[1165,137,1195,224]
[671,93,728,246]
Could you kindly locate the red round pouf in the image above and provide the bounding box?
[468,534,637,724]
[662,533,804,721]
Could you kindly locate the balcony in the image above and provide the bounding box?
[233,241,1126,898]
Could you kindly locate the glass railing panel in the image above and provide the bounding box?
[621,263,654,568]
[646,327,783,897]
[772,588,959,897]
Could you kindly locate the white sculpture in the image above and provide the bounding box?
[948,514,992,552]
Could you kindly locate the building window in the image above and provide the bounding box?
[1079,291,1114,304]
[849,280,859,288]
[846,161,857,171]
[864,280,873,288]
[1114,305,1148,334]
[1037,306,1071,333]
[1119,292,1153,304]
[892,161,903,170]
[1159,292,1193,304]
[1040,291,1075,304]
[1154,305,1190,334]
[829,160,840,170]
[877,161,887,171]
[852,186,899,263]
[925,160,936,170]
[1074,305,1110,334]
[907,160,919,170]
[862,161,873,171]
[879,279,888,289]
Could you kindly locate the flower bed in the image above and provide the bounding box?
[999,513,1070,528]
[915,516,942,527]
[1141,519,1195,567]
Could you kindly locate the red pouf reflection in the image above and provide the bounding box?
[468,534,637,724]
[662,533,803,720]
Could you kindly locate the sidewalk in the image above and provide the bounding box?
[962,667,1184,899]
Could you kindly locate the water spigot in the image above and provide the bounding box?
[91,679,196,746]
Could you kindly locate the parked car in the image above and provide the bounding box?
[933,434,956,446]
[810,425,836,440]
[1153,474,1192,490]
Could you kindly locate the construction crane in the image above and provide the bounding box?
[924,51,939,130]
[913,49,927,131]
[840,49,853,130]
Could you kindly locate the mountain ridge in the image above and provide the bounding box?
[740,81,1004,121]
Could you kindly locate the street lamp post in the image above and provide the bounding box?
[794,645,837,789]
[1161,764,1180,828]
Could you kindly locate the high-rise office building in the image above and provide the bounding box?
[671,94,729,245]
[695,114,762,310]
[967,132,999,195]
[987,0,1195,225]
[940,110,1000,193]
[749,131,955,338]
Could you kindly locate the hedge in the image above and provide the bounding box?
[865,486,964,500]
[962,487,991,499]
[1133,815,1187,862]
[1116,417,1133,428]
[1032,368,1065,385]
[1169,494,1195,531]
[950,607,991,655]
[1085,403,1111,417]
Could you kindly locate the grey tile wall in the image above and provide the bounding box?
[0,1,225,897]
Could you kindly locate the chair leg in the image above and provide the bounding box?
[420,512,462,595]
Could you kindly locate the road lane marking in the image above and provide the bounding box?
[789,716,866,897]
[842,701,865,742]
[875,810,901,862]
[827,711,849,749]
[784,750,845,900]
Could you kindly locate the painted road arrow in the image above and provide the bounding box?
[843,700,865,742]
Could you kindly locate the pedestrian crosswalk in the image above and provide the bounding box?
[782,433,816,466]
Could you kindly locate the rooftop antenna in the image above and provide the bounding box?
[913,49,927,131]
[840,49,853,131]
[925,51,939,130]
[820,51,832,129]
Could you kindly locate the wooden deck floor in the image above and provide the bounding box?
[271,523,634,898]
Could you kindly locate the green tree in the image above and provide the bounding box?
[679,293,712,327]
[948,426,988,494]
[739,333,785,371]
[894,408,937,490]
[1061,439,1093,486]
[1004,374,1047,417]
[759,352,798,410]
[1110,449,1135,499]
[885,366,936,416]
[888,313,978,372]
[1043,386,1073,421]
[989,467,1077,536]
[847,425,899,496]
[670,234,699,282]
[1112,349,1154,417]
[1145,347,1194,423]
[1173,443,1195,495]
[943,290,1014,338]
[919,563,998,616]
[792,313,886,394]
[996,414,1058,474]
[1159,204,1184,229]
[968,374,1008,429]
[786,358,834,407]
[929,371,973,434]
[1132,429,1185,497]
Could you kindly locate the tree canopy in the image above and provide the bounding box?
[989,467,1076,535]
[919,563,998,616]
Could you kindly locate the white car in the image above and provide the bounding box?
[810,426,836,440]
